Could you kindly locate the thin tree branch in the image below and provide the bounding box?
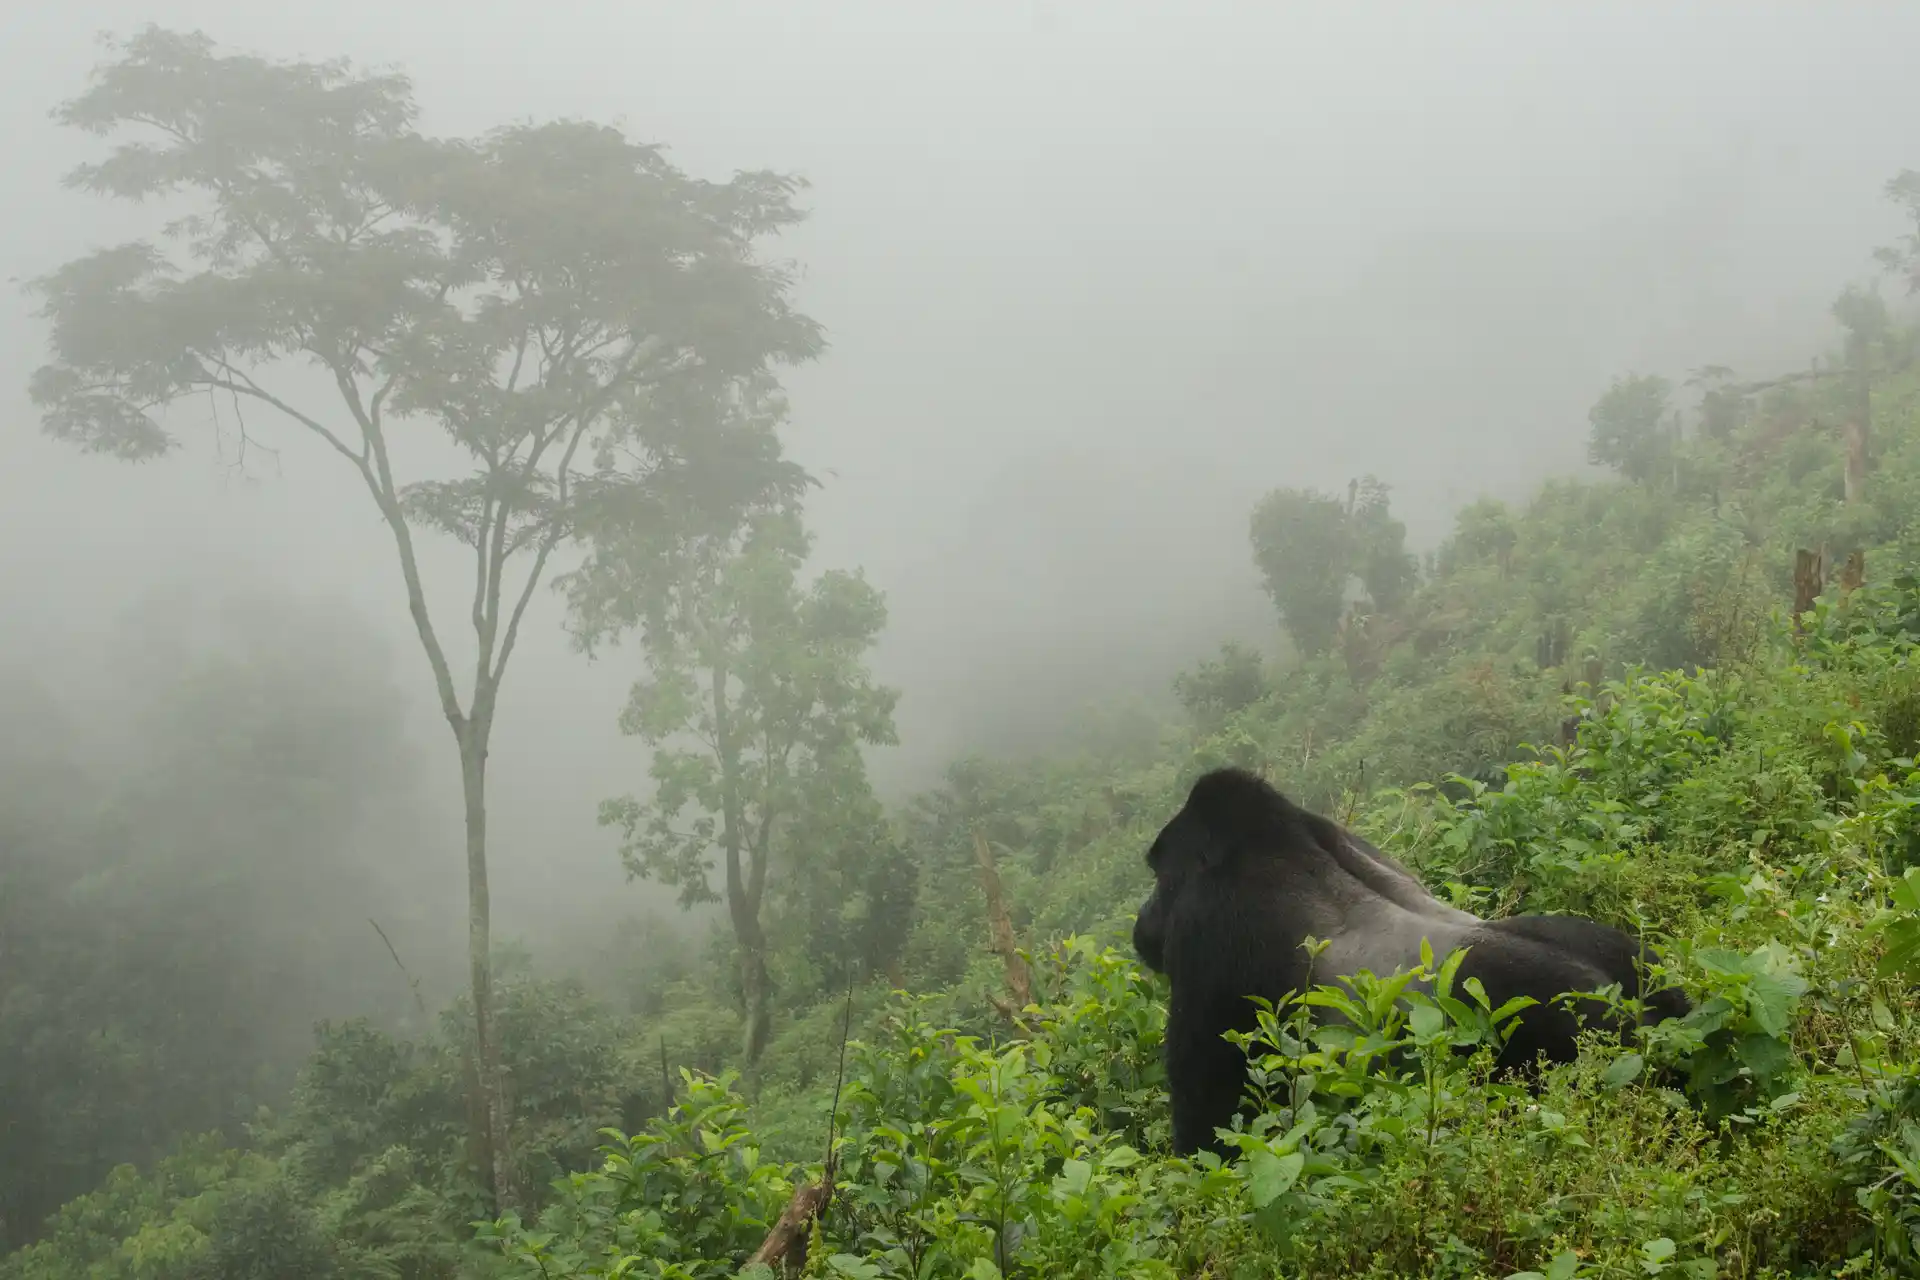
[369,918,432,1027]
[488,414,593,689]
[200,368,364,469]
[473,490,497,641]
[327,359,470,732]
[504,332,529,395]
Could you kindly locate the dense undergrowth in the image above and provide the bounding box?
[16,528,1920,1279]
[477,582,1920,1280]
[16,241,1920,1277]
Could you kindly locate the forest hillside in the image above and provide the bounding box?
[12,245,1920,1279]
[11,32,1920,1280]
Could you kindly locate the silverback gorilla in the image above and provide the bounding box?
[1132,767,1690,1157]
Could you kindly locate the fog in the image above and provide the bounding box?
[4,0,1918,974]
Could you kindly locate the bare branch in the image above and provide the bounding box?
[480,328,668,690]
[203,375,283,480]
[1728,367,1845,396]
[973,829,1033,1012]
[328,359,470,732]
[201,366,364,470]
[504,332,529,395]
[488,411,596,690]
[472,490,499,644]
[746,1180,833,1272]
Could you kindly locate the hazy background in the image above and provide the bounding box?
[4,1,1918,973]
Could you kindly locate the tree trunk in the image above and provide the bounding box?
[1842,417,1868,505]
[721,800,772,1064]
[457,724,516,1214]
[972,830,1032,1014]
[710,658,773,1066]
[1844,338,1872,505]
[1793,547,1825,634]
[739,933,773,1064]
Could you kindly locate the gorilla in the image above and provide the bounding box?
[1132,767,1690,1157]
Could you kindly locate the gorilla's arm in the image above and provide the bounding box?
[1163,995,1252,1157]
[1150,787,1320,1156]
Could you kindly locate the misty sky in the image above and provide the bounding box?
[5,1,1919,959]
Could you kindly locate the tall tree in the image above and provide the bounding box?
[1347,476,1420,612]
[26,26,819,1210]
[1248,475,1416,658]
[566,505,898,1064]
[1872,168,1920,294]
[1585,372,1674,483]
[1172,641,1269,728]
[1248,486,1352,657]
[1830,283,1890,505]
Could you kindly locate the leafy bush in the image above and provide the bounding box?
[28,209,1920,1280]
[461,610,1920,1278]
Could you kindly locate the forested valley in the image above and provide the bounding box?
[11,22,1920,1280]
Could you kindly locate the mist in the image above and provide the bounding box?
[4,0,1917,978]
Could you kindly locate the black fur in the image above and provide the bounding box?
[1131,767,1691,1157]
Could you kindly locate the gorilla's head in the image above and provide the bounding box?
[1131,838,1171,974]
[1132,767,1294,976]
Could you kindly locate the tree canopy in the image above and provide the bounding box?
[1247,476,1416,657]
[569,506,901,1062]
[27,23,824,1212]
[1585,372,1674,483]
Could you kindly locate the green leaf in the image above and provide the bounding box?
[1056,1158,1093,1198]
[1408,1002,1446,1038]
[1245,1148,1306,1208]
[1878,920,1920,979]
[1603,1052,1646,1089]
[1890,867,1920,913]
[1744,971,1805,1039]
[1509,1251,1585,1280]
[1488,995,1539,1024]
[1735,1032,1793,1079]
[1548,1251,1584,1280]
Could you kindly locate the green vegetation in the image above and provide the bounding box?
[24,25,820,1214]
[565,502,906,1066]
[14,23,1920,1280]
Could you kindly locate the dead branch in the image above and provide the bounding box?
[972,829,1033,1013]
[1726,366,1847,397]
[745,1179,834,1272]
[743,978,857,1274]
[369,918,431,1028]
